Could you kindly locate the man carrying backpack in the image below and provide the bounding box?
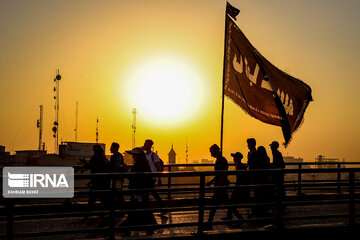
[142,139,167,223]
[142,139,164,175]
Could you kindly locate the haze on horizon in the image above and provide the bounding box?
[0,0,359,163]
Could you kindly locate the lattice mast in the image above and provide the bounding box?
[186,137,189,164]
[96,117,99,143]
[37,105,44,151]
[52,70,61,154]
[132,108,137,148]
[75,101,78,142]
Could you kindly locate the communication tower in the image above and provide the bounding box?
[132,108,137,148]
[186,138,189,164]
[52,69,61,154]
[74,101,78,142]
[37,105,44,151]
[96,117,99,143]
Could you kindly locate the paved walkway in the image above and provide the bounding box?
[1,202,358,239]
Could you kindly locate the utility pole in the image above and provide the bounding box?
[96,117,99,143]
[52,69,61,154]
[37,105,43,151]
[132,108,137,148]
[186,137,189,164]
[74,101,78,142]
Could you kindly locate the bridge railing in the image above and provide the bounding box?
[162,162,360,198]
[0,166,360,239]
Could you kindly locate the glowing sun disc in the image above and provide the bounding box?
[125,55,204,125]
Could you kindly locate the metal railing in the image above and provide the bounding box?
[0,164,359,239]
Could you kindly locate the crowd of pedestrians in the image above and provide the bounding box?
[82,139,166,235]
[204,138,286,229]
[82,137,285,234]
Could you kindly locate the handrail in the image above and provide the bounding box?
[1,167,359,239]
[69,167,360,178]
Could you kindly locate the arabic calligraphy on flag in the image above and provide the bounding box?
[224,15,312,145]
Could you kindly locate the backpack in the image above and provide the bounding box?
[151,152,164,172]
[111,153,128,172]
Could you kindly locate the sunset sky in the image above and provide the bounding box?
[0,0,359,163]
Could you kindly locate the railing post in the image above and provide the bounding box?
[337,163,341,193]
[348,170,355,228]
[275,170,284,230]
[108,174,115,240]
[197,175,205,235]
[6,201,14,240]
[297,164,302,196]
[168,165,172,199]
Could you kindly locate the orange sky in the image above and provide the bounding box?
[0,0,359,163]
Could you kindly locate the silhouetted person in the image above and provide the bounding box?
[247,138,270,170]
[254,145,272,218]
[247,138,270,218]
[142,139,163,181]
[119,147,157,236]
[206,144,229,228]
[109,142,125,207]
[88,144,110,209]
[256,146,271,170]
[224,152,250,221]
[270,141,286,200]
[142,139,167,220]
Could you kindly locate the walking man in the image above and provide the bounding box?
[142,139,167,223]
[270,141,286,200]
[88,144,110,208]
[206,144,229,228]
[109,142,125,206]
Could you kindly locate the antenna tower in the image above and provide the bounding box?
[52,69,61,154]
[186,137,189,164]
[75,101,78,142]
[132,108,137,148]
[37,105,44,151]
[96,117,99,143]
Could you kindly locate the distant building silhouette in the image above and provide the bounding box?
[0,145,6,153]
[168,145,176,164]
[14,150,47,166]
[201,159,213,164]
[283,156,308,169]
[59,142,105,158]
[0,145,14,167]
[315,155,342,168]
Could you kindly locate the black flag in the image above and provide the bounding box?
[223,15,313,146]
[226,2,240,20]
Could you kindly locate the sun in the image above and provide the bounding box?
[125,54,204,126]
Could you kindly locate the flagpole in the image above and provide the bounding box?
[220,6,229,153]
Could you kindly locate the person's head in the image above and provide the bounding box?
[231,152,243,165]
[126,147,146,163]
[247,138,256,151]
[110,142,119,154]
[93,144,104,156]
[269,141,279,151]
[257,146,267,156]
[143,139,154,152]
[209,144,221,158]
